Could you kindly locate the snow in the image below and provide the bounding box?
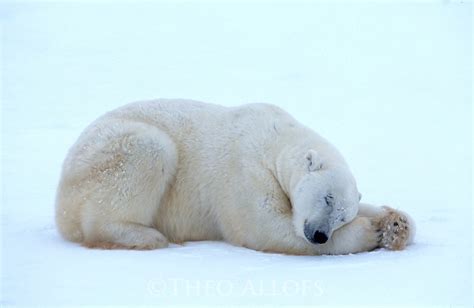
[1,1,472,306]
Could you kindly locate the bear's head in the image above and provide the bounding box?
[292,149,360,245]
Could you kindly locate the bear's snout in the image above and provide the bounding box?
[312,230,328,244]
[304,221,330,244]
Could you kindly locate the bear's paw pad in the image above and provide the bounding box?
[378,206,410,251]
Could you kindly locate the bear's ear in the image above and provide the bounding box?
[358,193,362,201]
[305,150,323,172]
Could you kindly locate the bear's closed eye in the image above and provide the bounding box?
[324,194,334,206]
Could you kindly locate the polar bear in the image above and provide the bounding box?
[56,99,415,254]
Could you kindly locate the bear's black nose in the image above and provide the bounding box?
[313,231,328,244]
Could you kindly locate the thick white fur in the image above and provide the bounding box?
[56,99,415,254]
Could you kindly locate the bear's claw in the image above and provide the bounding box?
[376,206,411,250]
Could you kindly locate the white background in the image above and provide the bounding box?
[1,1,472,306]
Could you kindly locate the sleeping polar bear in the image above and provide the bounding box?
[56,99,415,254]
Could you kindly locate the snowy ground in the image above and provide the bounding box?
[1,1,472,306]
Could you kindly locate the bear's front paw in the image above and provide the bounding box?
[376,206,413,250]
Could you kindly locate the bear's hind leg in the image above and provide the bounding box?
[83,222,169,250]
[57,120,177,250]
